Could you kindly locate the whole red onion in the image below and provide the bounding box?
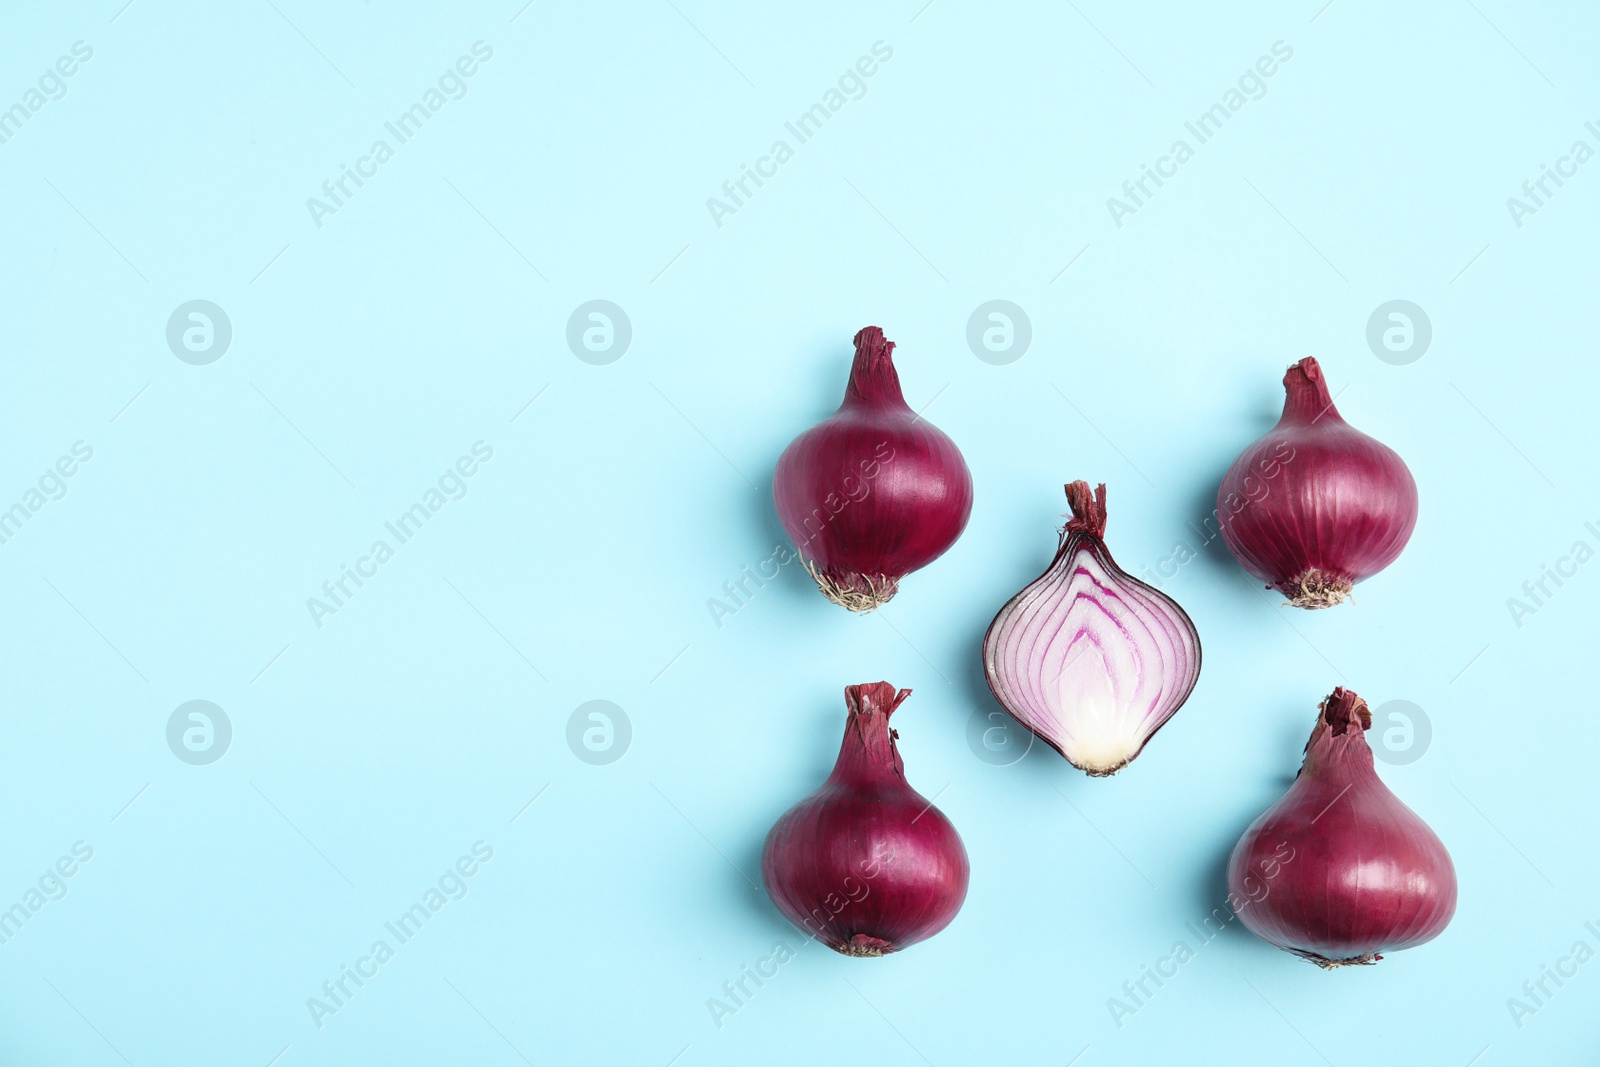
[773,327,973,612]
[1227,687,1457,968]
[1217,357,1418,608]
[761,683,969,956]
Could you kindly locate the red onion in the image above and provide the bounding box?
[1227,687,1457,968]
[1217,356,1418,608]
[761,683,968,956]
[982,482,1201,776]
[773,327,973,612]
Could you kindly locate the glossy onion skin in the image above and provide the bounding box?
[774,327,973,611]
[983,482,1201,776]
[1227,688,1457,967]
[1217,357,1418,608]
[761,683,969,956]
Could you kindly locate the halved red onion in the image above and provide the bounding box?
[982,482,1201,776]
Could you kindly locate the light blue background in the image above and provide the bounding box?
[1,1,1596,1063]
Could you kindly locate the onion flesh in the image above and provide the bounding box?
[982,482,1201,776]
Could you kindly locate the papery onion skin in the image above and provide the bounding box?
[761,683,969,956]
[1226,688,1457,968]
[1217,357,1418,609]
[773,327,973,612]
[982,482,1201,777]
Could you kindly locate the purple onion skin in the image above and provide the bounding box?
[761,683,969,957]
[1227,688,1457,968]
[774,327,973,612]
[1218,357,1418,609]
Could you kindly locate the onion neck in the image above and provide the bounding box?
[1280,357,1344,425]
[1055,482,1111,574]
[1300,687,1376,779]
[828,682,911,785]
[841,326,909,410]
[1063,480,1108,538]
